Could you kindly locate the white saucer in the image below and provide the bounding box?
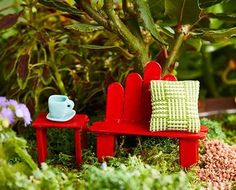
[46,110,76,122]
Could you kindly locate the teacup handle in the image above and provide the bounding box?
[67,99,74,110]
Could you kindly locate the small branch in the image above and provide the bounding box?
[122,0,136,17]
[104,0,149,64]
[190,11,208,30]
[178,0,186,25]
[163,32,185,73]
[222,66,236,85]
[163,0,188,74]
[122,0,143,43]
[78,1,110,30]
[104,0,141,51]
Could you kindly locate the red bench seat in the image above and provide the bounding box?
[91,121,207,138]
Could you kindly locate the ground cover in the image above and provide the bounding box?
[0,115,235,189]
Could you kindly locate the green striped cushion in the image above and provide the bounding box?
[150,80,200,133]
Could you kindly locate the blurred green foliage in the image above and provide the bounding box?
[0,129,37,176]
[79,156,203,190]
[0,125,205,189]
[0,0,235,119]
[2,118,235,189]
[0,0,135,116]
[0,151,205,190]
[0,161,79,189]
[0,2,235,189]
[200,118,226,140]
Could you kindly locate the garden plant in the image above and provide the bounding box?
[0,0,236,189]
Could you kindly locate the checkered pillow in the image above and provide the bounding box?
[150,80,200,133]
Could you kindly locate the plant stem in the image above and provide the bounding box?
[104,0,140,50]
[104,0,149,65]
[79,1,110,30]
[164,32,185,73]
[222,66,236,85]
[14,141,38,170]
[122,0,143,43]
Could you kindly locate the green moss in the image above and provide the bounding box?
[79,156,203,190]
[201,118,226,140]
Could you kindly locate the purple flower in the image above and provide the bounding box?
[0,97,32,127]
[16,103,32,126]
[0,96,8,107]
[8,99,19,110]
[0,107,15,124]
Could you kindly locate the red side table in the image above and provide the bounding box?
[32,112,89,167]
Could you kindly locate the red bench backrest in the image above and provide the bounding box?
[105,61,176,123]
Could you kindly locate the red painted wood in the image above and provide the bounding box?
[200,125,208,133]
[142,61,162,121]
[143,61,162,83]
[105,82,124,122]
[162,73,177,81]
[123,73,143,122]
[42,129,48,158]
[90,122,206,139]
[89,60,208,167]
[96,134,116,161]
[179,138,198,167]
[75,129,82,167]
[32,113,89,167]
[35,129,47,164]
[33,113,89,128]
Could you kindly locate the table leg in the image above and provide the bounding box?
[36,128,47,164]
[74,129,82,167]
[42,128,48,158]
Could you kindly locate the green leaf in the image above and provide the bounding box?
[148,0,165,20]
[186,38,202,51]
[78,44,117,49]
[15,144,37,170]
[198,0,225,9]
[3,60,17,80]
[124,16,143,42]
[207,13,236,22]
[41,65,52,85]
[177,70,202,79]
[134,0,167,45]
[201,27,236,42]
[17,54,30,90]
[39,0,83,16]
[91,0,104,10]
[65,23,104,32]
[203,39,236,52]
[0,12,21,30]
[165,0,200,24]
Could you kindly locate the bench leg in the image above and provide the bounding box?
[179,138,199,167]
[35,128,47,165]
[74,129,82,167]
[96,134,116,161]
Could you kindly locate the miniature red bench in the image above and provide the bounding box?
[89,61,208,167]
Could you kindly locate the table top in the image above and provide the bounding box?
[32,112,89,129]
